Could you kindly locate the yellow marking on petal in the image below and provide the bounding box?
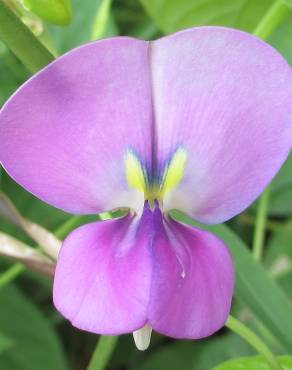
[161,148,187,196]
[125,148,187,204]
[125,151,147,193]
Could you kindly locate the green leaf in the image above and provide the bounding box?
[282,0,292,9]
[265,220,292,268]
[248,152,292,217]
[140,0,273,34]
[263,220,292,299]
[0,42,28,106]
[212,355,292,370]
[0,1,54,72]
[0,285,67,370]
[269,13,292,66]
[48,0,118,54]
[268,153,292,216]
[172,211,292,352]
[133,334,254,370]
[91,0,112,40]
[0,332,12,355]
[23,0,72,26]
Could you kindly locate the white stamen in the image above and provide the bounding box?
[133,324,152,351]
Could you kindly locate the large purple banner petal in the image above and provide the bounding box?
[0,38,152,214]
[151,27,292,223]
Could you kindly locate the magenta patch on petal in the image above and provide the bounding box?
[53,203,234,339]
[149,209,234,338]
[53,211,153,334]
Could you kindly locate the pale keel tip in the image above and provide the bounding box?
[133,324,152,351]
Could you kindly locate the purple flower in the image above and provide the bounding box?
[0,27,292,348]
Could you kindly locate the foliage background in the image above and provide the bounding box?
[1,0,292,369]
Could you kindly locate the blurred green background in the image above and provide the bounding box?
[1,1,292,370]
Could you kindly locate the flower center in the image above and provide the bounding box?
[124,147,187,206]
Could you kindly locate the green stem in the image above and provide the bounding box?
[226,315,282,370]
[252,186,271,261]
[238,214,284,233]
[0,0,54,72]
[91,0,112,41]
[0,263,24,288]
[86,336,118,370]
[54,215,85,239]
[253,0,289,40]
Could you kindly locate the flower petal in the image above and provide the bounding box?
[53,212,152,334]
[54,202,233,337]
[0,38,152,214]
[148,210,234,338]
[151,27,292,223]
